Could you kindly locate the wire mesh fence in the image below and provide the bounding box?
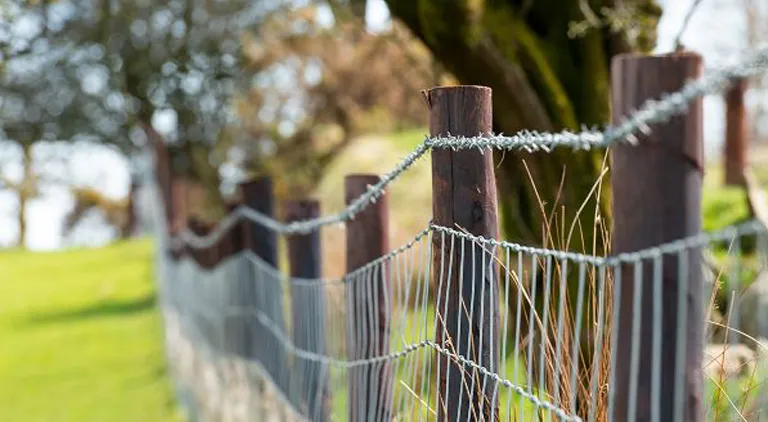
[150,49,768,422]
[156,218,768,422]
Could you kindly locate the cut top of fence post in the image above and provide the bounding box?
[284,199,321,280]
[611,52,703,253]
[344,175,390,422]
[239,176,278,266]
[423,85,493,135]
[425,85,496,236]
[344,174,389,272]
[612,53,703,171]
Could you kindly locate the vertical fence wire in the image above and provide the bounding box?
[156,200,768,422]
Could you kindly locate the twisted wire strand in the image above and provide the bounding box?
[432,218,768,268]
[170,45,768,247]
[173,214,768,287]
[175,224,433,286]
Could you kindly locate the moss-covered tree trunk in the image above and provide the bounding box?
[382,0,661,415]
[384,0,659,249]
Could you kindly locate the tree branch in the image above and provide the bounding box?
[674,0,707,51]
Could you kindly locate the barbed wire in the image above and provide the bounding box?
[170,45,768,247]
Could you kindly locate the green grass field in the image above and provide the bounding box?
[0,239,181,422]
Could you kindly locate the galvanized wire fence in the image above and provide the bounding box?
[151,48,768,422]
[155,216,768,421]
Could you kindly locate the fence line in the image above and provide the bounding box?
[158,216,768,421]
[153,49,768,422]
[161,242,588,420]
[168,45,768,244]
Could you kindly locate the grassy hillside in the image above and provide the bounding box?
[0,239,180,422]
[315,129,433,278]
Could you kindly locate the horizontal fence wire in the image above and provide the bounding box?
[167,44,768,247]
[151,44,768,422]
[157,212,768,421]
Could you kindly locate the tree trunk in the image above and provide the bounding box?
[384,0,661,414]
[121,180,138,239]
[17,143,35,249]
[385,0,659,247]
[17,191,26,248]
[170,110,226,221]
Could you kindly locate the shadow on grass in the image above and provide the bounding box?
[26,293,157,325]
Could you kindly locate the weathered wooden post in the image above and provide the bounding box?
[239,177,286,387]
[611,53,704,422]
[285,199,331,422]
[241,177,279,265]
[724,77,748,186]
[425,85,500,421]
[221,201,249,356]
[345,175,391,422]
[184,218,218,347]
[218,202,241,264]
[150,130,174,233]
[170,178,190,237]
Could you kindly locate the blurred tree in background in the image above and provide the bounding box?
[1,0,663,250]
[86,0,279,220]
[0,0,442,244]
[86,0,440,220]
[234,5,439,198]
[0,0,281,242]
[0,0,128,247]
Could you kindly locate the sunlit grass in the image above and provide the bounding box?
[0,239,181,422]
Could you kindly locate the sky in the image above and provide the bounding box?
[0,0,752,250]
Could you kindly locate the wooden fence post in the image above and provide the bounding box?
[221,201,249,356]
[425,85,500,421]
[151,132,174,232]
[611,53,704,422]
[724,77,748,186]
[185,218,219,347]
[171,178,189,236]
[345,175,391,422]
[241,177,279,265]
[240,177,287,388]
[285,199,331,422]
[219,202,241,263]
